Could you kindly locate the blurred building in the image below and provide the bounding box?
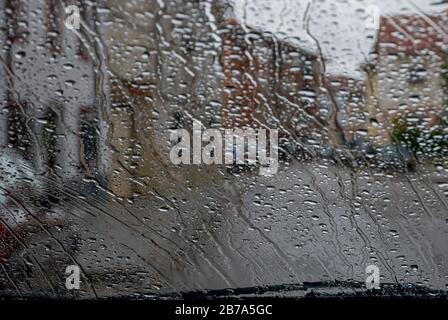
[218,18,340,155]
[327,75,368,146]
[366,11,448,147]
[0,0,108,179]
[99,0,225,197]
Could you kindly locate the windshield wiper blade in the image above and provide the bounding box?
[1,281,446,300]
[134,281,448,300]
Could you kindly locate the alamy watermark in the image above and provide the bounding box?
[169,120,279,176]
[365,264,380,289]
[65,265,80,290]
[65,5,80,30]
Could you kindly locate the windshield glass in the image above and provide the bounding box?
[0,0,447,299]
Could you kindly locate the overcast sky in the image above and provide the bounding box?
[232,0,448,78]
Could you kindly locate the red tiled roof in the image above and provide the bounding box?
[376,11,448,55]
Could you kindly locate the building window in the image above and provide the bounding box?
[408,66,427,84]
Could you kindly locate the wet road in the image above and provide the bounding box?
[1,159,447,298]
